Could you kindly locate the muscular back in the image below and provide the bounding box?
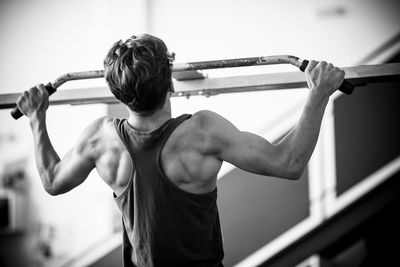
[94,111,223,197]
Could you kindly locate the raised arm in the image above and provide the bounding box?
[17,84,98,195]
[205,60,344,180]
[275,60,345,178]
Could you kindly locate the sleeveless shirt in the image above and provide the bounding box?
[113,114,224,267]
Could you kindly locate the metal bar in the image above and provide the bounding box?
[0,63,399,109]
[0,87,116,109]
[45,55,304,88]
[52,70,104,88]
[173,63,400,97]
[173,55,303,71]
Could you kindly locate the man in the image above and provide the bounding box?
[17,34,345,267]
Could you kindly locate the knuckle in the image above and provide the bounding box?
[17,94,26,105]
[29,87,38,94]
[36,84,44,92]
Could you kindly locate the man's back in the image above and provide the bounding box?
[109,113,224,266]
[93,111,224,198]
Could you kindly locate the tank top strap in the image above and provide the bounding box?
[113,117,136,157]
[156,114,192,153]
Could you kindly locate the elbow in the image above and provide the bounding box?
[281,153,306,180]
[287,159,307,180]
[274,145,308,180]
[42,179,60,196]
[44,185,59,196]
[40,172,60,196]
[285,167,303,180]
[264,160,304,180]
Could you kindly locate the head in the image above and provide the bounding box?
[104,34,175,115]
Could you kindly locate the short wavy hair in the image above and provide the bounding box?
[104,34,175,115]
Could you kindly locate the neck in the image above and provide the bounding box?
[127,103,172,132]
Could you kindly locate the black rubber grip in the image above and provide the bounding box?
[11,83,57,120]
[300,60,354,95]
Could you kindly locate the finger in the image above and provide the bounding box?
[29,86,40,95]
[333,67,345,77]
[319,61,327,70]
[327,63,334,70]
[305,60,318,74]
[36,84,45,92]
[16,95,27,115]
[36,84,49,97]
[17,94,25,105]
[339,69,345,80]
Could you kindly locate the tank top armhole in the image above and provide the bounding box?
[113,118,135,200]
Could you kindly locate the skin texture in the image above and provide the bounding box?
[17,60,344,196]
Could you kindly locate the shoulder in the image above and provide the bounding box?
[191,110,227,129]
[191,110,238,136]
[75,116,116,156]
[180,110,235,154]
[177,110,224,139]
[78,117,114,142]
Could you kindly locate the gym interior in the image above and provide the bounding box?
[0,0,399,266]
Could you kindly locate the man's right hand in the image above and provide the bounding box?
[16,84,49,120]
[305,60,345,98]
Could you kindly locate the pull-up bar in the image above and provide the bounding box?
[2,58,400,119]
[8,55,355,119]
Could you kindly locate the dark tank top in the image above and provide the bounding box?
[113,114,224,267]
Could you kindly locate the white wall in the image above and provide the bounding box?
[0,0,148,93]
[150,0,400,65]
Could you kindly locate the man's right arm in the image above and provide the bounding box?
[202,60,344,180]
[17,84,101,195]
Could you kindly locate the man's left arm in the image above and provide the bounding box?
[274,60,345,177]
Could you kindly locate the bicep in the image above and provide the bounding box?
[51,146,95,194]
[49,118,104,195]
[206,112,290,178]
[219,129,284,176]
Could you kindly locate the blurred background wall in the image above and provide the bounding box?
[0,0,399,266]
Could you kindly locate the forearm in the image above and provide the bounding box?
[29,113,61,191]
[278,88,329,176]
